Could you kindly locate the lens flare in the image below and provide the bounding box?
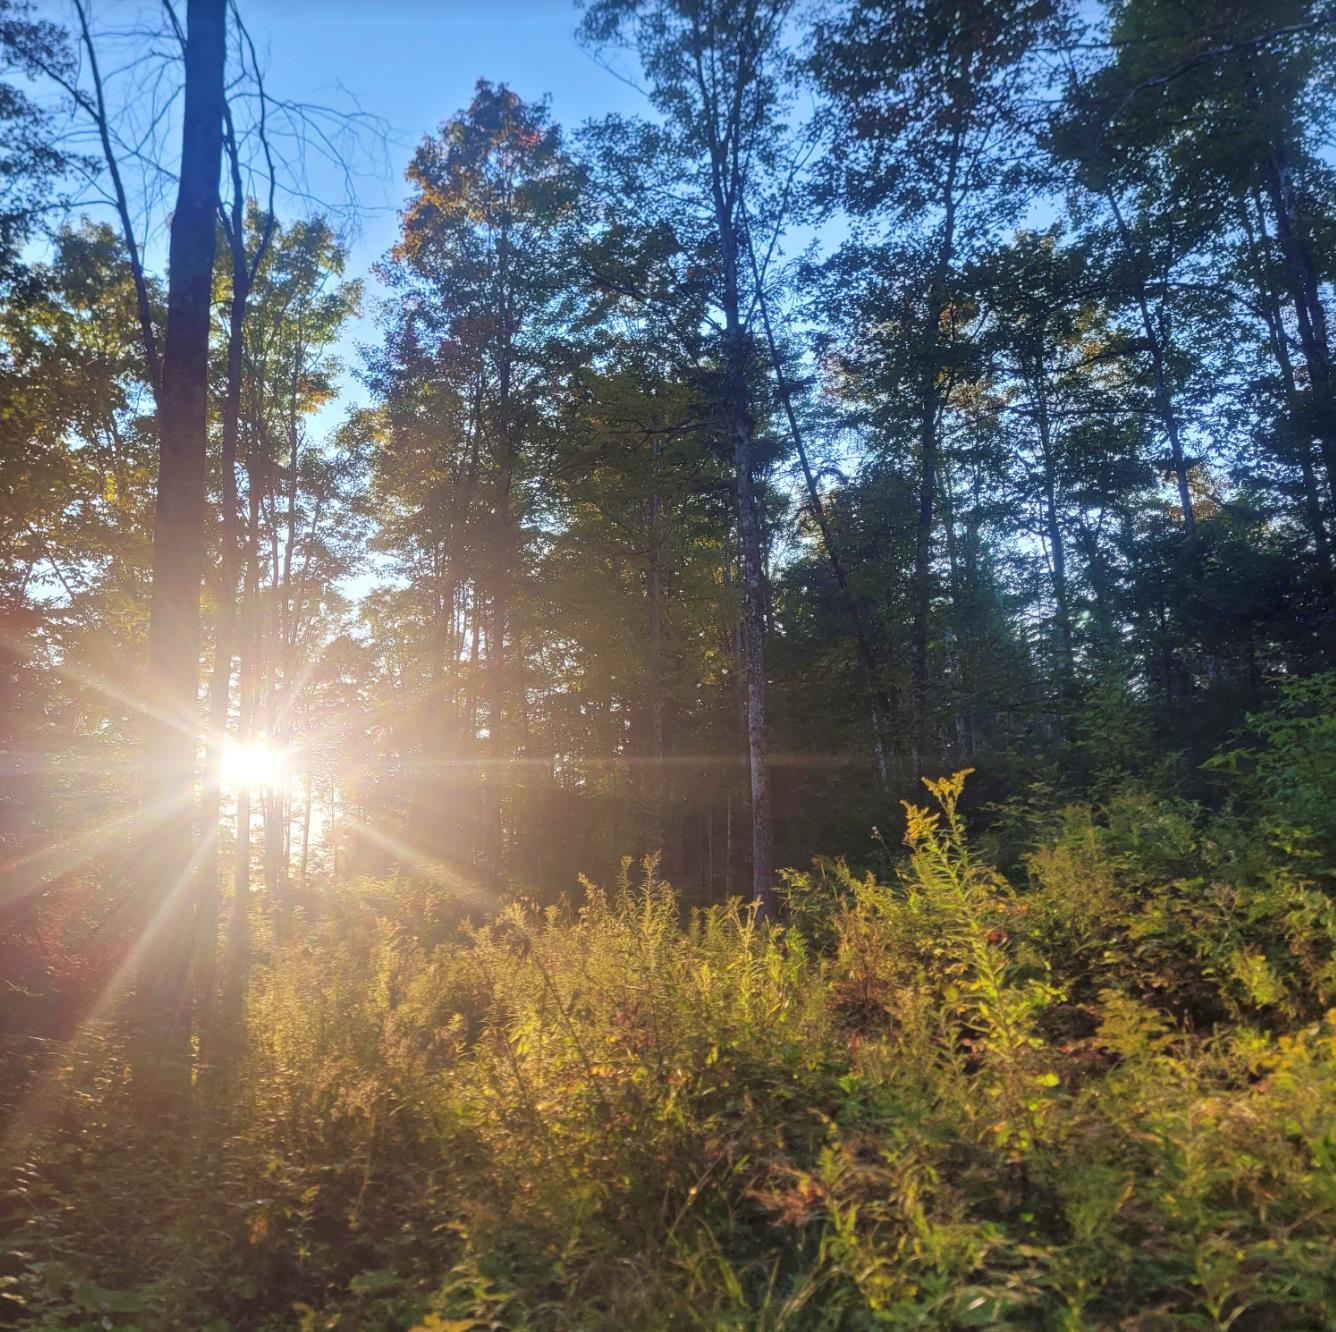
[219,739,289,791]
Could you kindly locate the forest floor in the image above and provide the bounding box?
[4,712,1336,1328]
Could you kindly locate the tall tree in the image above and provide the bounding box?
[1070,0,1336,529]
[580,0,801,912]
[369,83,582,884]
[132,0,226,1109]
[813,0,1064,765]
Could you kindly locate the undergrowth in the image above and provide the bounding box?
[6,709,1336,1328]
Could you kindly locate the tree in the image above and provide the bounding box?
[1070,0,1336,539]
[0,223,158,935]
[132,0,226,1110]
[579,0,802,912]
[197,114,277,1052]
[232,215,361,930]
[368,83,583,884]
[0,0,73,284]
[812,0,1065,765]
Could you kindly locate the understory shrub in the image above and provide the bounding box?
[4,772,1336,1329]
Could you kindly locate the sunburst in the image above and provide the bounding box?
[218,738,290,792]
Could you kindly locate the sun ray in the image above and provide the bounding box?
[218,737,291,792]
[1,820,219,1168]
[0,626,198,737]
[337,815,496,914]
[0,787,196,910]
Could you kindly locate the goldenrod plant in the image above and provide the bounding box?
[6,767,1336,1329]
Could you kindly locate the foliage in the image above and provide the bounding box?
[6,0,1336,1326]
[1207,672,1336,875]
[6,771,1336,1328]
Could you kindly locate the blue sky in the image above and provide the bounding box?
[249,0,648,399]
[33,0,651,411]
[254,0,646,242]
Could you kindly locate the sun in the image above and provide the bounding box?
[219,739,290,792]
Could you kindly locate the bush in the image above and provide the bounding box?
[1207,672,1336,877]
[4,775,1336,1328]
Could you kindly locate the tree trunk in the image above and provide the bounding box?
[196,158,265,1056]
[1031,363,1076,709]
[1076,522,1116,659]
[300,767,312,889]
[265,785,290,933]
[223,466,261,1037]
[1243,189,1333,570]
[1103,184,1195,529]
[909,158,962,771]
[647,430,666,855]
[133,0,226,1112]
[685,14,775,912]
[485,582,507,882]
[1264,145,1336,495]
[744,219,892,790]
[910,384,938,770]
[482,233,516,885]
[719,216,773,914]
[484,439,512,886]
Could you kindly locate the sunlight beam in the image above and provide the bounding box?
[218,738,290,792]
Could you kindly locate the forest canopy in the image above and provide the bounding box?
[3,0,1336,1328]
